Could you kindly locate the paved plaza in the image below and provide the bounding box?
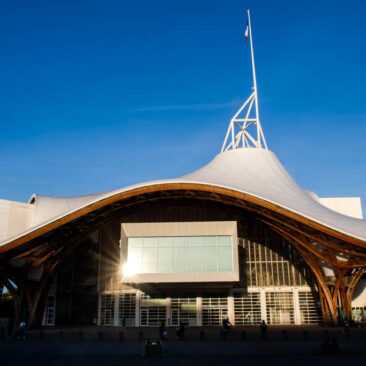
[1,326,366,363]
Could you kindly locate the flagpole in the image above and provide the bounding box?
[247,9,264,148]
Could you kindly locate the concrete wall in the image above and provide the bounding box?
[0,199,34,242]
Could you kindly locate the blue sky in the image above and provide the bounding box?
[1,0,366,214]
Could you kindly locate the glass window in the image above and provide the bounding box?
[158,247,172,272]
[203,247,217,271]
[144,237,158,247]
[127,235,233,274]
[128,247,142,273]
[173,247,186,272]
[129,238,143,247]
[218,246,233,272]
[142,248,157,273]
[187,247,202,271]
[217,236,232,246]
[188,236,202,246]
[158,237,172,247]
[202,236,216,246]
[172,237,186,246]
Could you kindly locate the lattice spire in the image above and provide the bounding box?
[221,10,267,152]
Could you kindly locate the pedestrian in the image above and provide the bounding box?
[122,317,126,327]
[159,320,167,340]
[221,317,232,339]
[176,321,186,340]
[344,321,351,338]
[260,320,267,340]
[17,320,26,340]
[223,317,231,330]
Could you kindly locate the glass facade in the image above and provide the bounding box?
[127,236,233,274]
[234,292,261,325]
[242,239,309,287]
[118,293,136,326]
[202,297,228,325]
[100,294,115,325]
[140,294,167,326]
[171,298,197,326]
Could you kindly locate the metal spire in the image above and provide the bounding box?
[221,10,268,152]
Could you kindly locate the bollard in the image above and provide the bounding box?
[78,331,83,342]
[59,331,64,341]
[39,330,44,341]
[98,331,103,341]
[303,330,308,340]
[241,330,246,340]
[138,331,143,342]
[119,331,124,341]
[282,330,288,340]
[200,330,205,340]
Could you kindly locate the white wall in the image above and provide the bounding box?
[0,199,34,242]
[352,282,366,307]
[319,197,363,219]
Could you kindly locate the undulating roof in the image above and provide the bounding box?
[0,148,365,250]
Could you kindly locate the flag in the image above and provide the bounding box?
[245,20,249,43]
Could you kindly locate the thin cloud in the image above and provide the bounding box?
[132,99,241,112]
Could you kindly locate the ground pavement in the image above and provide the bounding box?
[1,326,366,364]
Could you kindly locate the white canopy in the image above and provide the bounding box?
[1,148,366,248]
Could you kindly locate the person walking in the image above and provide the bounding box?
[260,320,267,340]
[159,320,167,340]
[176,321,186,340]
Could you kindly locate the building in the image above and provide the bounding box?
[1,12,366,328]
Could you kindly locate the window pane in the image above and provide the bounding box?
[187,247,202,271]
[217,236,232,246]
[218,246,233,271]
[173,247,186,272]
[158,237,172,247]
[202,236,216,246]
[128,247,142,273]
[203,247,217,272]
[158,248,172,272]
[144,237,158,247]
[188,236,202,246]
[142,248,157,273]
[173,237,186,246]
[129,238,143,247]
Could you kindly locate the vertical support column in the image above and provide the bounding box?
[135,291,140,327]
[166,297,171,326]
[97,294,101,326]
[114,293,119,326]
[260,289,267,322]
[197,297,203,326]
[293,289,301,325]
[227,290,235,325]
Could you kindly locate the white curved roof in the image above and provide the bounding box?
[1,148,366,248]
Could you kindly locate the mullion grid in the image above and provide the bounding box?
[128,235,231,274]
[100,294,115,325]
[171,297,197,326]
[202,297,228,326]
[245,239,302,287]
[265,292,294,325]
[299,291,322,324]
[234,292,261,325]
[118,293,136,326]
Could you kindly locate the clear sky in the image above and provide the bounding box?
[1,0,366,215]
